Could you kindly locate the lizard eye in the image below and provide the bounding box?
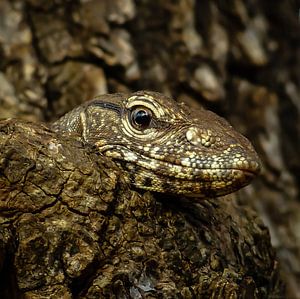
[130,107,153,130]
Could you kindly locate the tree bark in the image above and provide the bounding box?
[0,0,299,298]
[0,119,282,298]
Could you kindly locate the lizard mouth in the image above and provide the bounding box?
[99,145,260,196]
[123,163,257,197]
[99,144,260,177]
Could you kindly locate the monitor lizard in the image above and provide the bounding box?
[51,90,260,197]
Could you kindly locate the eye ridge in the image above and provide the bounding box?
[130,106,153,130]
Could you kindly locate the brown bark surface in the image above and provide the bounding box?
[0,0,299,298]
[0,119,282,298]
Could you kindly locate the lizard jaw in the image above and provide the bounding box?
[98,144,260,196]
[119,163,257,197]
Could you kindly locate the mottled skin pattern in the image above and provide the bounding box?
[52,91,260,197]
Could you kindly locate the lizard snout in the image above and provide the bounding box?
[186,126,218,148]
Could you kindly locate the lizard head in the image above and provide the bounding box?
[53,91,261,197]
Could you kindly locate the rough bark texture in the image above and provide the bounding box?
[0,119,282,298]
[0,0,299,298]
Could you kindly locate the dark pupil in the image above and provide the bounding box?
[132,109,152,129]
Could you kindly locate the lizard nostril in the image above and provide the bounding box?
[186,127,216,147]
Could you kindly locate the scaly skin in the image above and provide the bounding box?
[52,91,260,197]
